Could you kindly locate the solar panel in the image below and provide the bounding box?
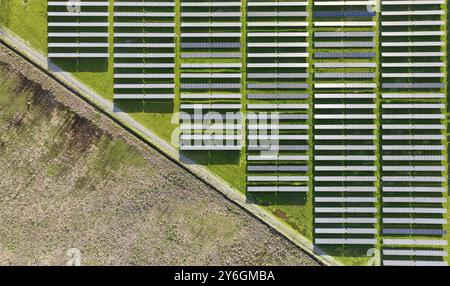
[49,22,109,27]
[383,208,446,214]
[315,218,377,223]
[315,145,376,150]
[315,72,376,79]
[180,104,242,110]
[49,12,108,16]
[114,43,174,48]
[248,1,308,6]
[114,94,175,99]
[247,83,309,89]
[181,12,240,17]
[248,73,308,79]
[49,32,108,37]
[382,229,446,236]
[382,176,445,183]
[383,249,448,257]
[181,52,241,58]
[315,187,376,192]
[181,83,241,89]
[382,145,444,151]
[181,2,240,7]
[314,31,375,37]
[115,32,174,37]
[314,21,376,27]
[315,228,377,234]
[382,31,444,36]
[247,186,309,192]
[382,42,444,47]
[248,32,308,37]
[382,21,444,27]
[181,22,242,27]
[181,63,241,68]
[382,93,445,99]
[247,104,308,110]
[381,0,445,5]
[181,42,241,48]
[180,94,242,100]
[115,12,175,17]
[50,1,109,6]
[247,176,308,182]
[383,260,447,267]
[181,33,241,38]
[315,52,376,58]
[247,21,309,27]
[315,93,376,98]
[247,155,309,161]
[315,41,375,48]
[382,239,447,246]
[314,239,377,245]
[180,145,242,151]
[247,93,308,99]
[49,43,108,48]
[247,114,308,120]
[382,187,444,193]
[382,62,444,67]
[315,197,377,203]
[382,166,445,172]
[247,145,309,151]
[314,11,376,17]
[248,11,309,17]
[114,22,174,27]
[49,53,109,58]
[315,207,377,213]
[382,52,444,57]
[382,83,445,89]
[314,1,376,6]
[315,166,376,171]
[247,165,308,172]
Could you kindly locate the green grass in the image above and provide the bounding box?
[0,0,47,52]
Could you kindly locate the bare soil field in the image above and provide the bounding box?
[0,45,318,266]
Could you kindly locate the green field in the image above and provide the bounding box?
[1,0,448,266]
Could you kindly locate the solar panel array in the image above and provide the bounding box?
[380,0,448,266]
[47,0,109,59]
[179,0,243,150]
[46,0,450,264]
[312,0,378,246]
[113,1,175,99]
[245,1,310,193]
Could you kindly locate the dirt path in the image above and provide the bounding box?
[0,45,319,266]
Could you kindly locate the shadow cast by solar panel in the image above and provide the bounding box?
[113,100,144,113]
[313,244,373,261]
[143,100,174,114]
[245,192,308,206]
[113,99,174,114]
[179,150,241,165]
[48,57,108,73]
